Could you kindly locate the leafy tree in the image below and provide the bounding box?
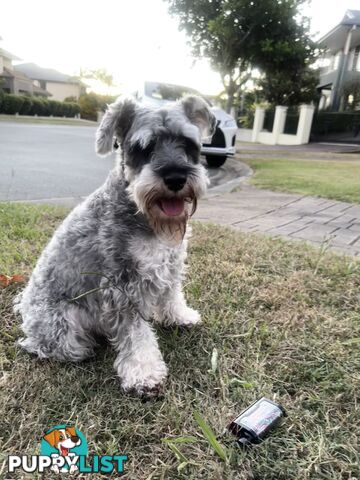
[76,68,115,89]
[78,92,117,121]
[259,67,320,107]
[64,95,78,103]
[165,0,318,111]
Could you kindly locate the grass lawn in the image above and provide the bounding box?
[244,158,360,204]
[0,203,359,479]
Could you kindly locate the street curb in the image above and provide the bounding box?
[206,161,253,197]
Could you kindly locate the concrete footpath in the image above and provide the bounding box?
[195,185,360,257]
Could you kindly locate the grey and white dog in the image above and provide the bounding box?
[14,95,216,396]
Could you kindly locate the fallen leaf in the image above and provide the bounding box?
[0,275,11,287]
[0,274,26,288]
[10,275,25,284]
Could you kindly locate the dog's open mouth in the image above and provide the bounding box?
[157,197,195,217]
[60,446,69,456]
[158,198,185,216]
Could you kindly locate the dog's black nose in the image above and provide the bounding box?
[71,435,79,443]
[163,172,187,192]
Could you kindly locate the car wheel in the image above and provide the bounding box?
[206,155,227,168]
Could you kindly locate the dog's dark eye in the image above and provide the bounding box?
[143,141,156,158]
[184,138,200,162]
[131,140,156,158]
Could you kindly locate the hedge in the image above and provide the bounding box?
[312,112,360,135]
[0,93,80,117]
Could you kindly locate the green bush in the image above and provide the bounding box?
[28,97,48,116]
[48,99,62,116]
[78,93,99,121]
[79,93,116,121]
[64,96,77,103]
[312,112,360,135]
[70,102,80,117]
[0,93,80,117]
[1,94,24,114]
[19,96,33,115]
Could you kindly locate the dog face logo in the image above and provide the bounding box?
[43,426,81,457]
[40,425,87,474]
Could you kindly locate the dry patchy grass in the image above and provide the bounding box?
[0,203,359,479]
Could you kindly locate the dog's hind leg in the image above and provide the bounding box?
[17,302,98,362]
[154,285,201,328]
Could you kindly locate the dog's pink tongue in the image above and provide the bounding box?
[160,198,185,216]
[60,446,69,456]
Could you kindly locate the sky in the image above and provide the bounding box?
[1,0,360,95]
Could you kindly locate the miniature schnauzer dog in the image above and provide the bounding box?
[14,95,216,396]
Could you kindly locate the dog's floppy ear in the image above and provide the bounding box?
[43,429,59,447]
[95,96,137,156]
[181,95,217,139]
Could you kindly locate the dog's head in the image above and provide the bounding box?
[43,427,81,456]
[95,95,216,245]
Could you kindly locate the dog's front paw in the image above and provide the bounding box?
[172,306,202,327]
[118,356,168,398]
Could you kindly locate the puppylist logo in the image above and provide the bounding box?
[7,425,128,475]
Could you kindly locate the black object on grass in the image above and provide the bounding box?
[228,397,286,447]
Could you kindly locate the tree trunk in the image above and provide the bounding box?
[225,90,234,113]
[225,77,236,113]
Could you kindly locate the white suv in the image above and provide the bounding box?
[134,81,237,168]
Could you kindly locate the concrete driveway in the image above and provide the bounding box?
[0,122,247,204]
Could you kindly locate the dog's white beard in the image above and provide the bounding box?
[127,165,202,246]
[147,201,195,246]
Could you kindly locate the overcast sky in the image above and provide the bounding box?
[1,0,359,95]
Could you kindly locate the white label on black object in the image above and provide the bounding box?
[240,400,282,435]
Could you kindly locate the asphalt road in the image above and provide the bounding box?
[0,122,246,203]
[0,123,114,202]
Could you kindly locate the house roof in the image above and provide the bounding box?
[341,10,360,26]
[1,66,31,81]
[0,67,51,96]
[319,10,360,54]
[0,47,21,61]
[14,63,80,84]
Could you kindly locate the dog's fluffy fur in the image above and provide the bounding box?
[14,95,216,396]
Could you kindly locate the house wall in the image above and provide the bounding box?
[45,82,80,101]
[13,78,33,95]
[0,56,12,74]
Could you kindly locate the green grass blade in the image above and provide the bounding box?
[193,410,227,462]
[167,443,188,463]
